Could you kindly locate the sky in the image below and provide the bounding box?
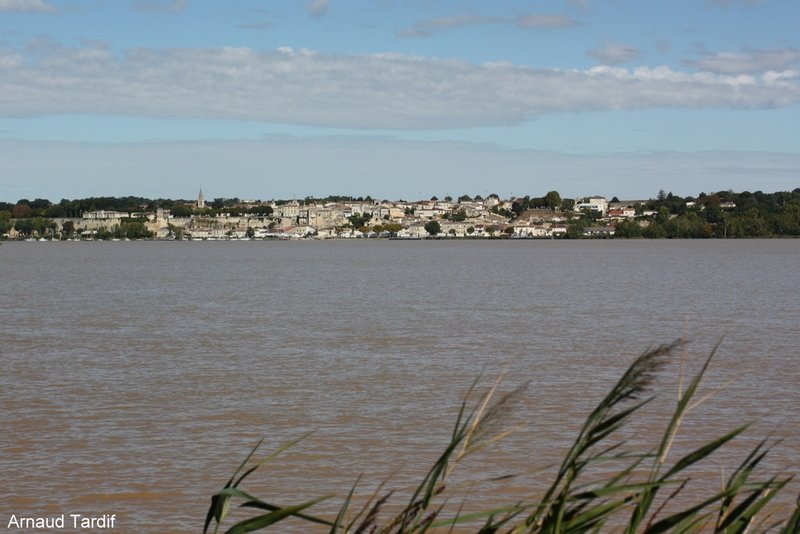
[1,0,799,201]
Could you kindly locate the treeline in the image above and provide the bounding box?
[0,216,153,239]
[0,196,184,218]
[590,189,800,238]
[3,189,800,239]
[0,196,274,220]
[509,191,570,214]
[170,204,273,218]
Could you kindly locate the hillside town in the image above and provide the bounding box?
[1,191,626,240]
[3,188,800,240]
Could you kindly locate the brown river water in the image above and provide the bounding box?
[1,240,799,532]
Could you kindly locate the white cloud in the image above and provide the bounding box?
[397,13,577,37]
[307,0,328,18]
[132,0,187,13]
[0,0,55,12]
[238,21,272,31]
[396,15,505,38]
[684,48,800,74]
[586,42,641,65]
[515,14,577,28]
[566,0,588,11]
[0,51,23,68]
[706,0,765,7]
[1,44,798,129]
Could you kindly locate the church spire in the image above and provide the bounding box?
[197,188,206,209]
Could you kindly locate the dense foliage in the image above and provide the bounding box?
[547,189,800,239]
[610,189,800,238]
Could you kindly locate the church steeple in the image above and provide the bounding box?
[197,188,206,209]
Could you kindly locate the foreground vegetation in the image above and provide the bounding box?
[205,341,799,533]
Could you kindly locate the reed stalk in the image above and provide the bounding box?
[205,341,799,533]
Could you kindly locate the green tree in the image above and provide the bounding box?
[655,206,671,224]
[12,203,32,219]
[170,205,193,218]
[0,218,12,236]
[544,191,562,211]
[348,213,371,229]
[424,220,441,236]
[44,204,67,218]
[252,204,272,216]
[613,220,642,238]
[95,227,113,240]
[643,221,666,238]
[61,220,76,239]
[29,198,52,212]
[168,223,185,240]
[14,218,35,237]
[113,220,153,239]
[450,210,467,222]
[565,218,586,239]
[382,223,403,236]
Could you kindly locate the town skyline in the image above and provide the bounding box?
[4,187,799,240]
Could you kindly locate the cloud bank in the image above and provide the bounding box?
[1,43,798,129]
[132,0,187,13]
[0,0,55,12]
[397,13,577,37]
[307,0,328,18]
[586,42,641,65]
[684,48,800,74]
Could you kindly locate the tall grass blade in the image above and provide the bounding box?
[204,434,313,534]
[224,496,330,534]
[626,340,719,533]
[205,438,265,534]
[661,424,748,480]
[527,341,678,531]
[330,475,360,533]
[646,490,733,533]
[781,496,800,534]
[720,477,790,533]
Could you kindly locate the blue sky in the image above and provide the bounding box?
[1,0,798,201]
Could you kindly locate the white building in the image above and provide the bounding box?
[575,196,608,216]
[82,210,127,220]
